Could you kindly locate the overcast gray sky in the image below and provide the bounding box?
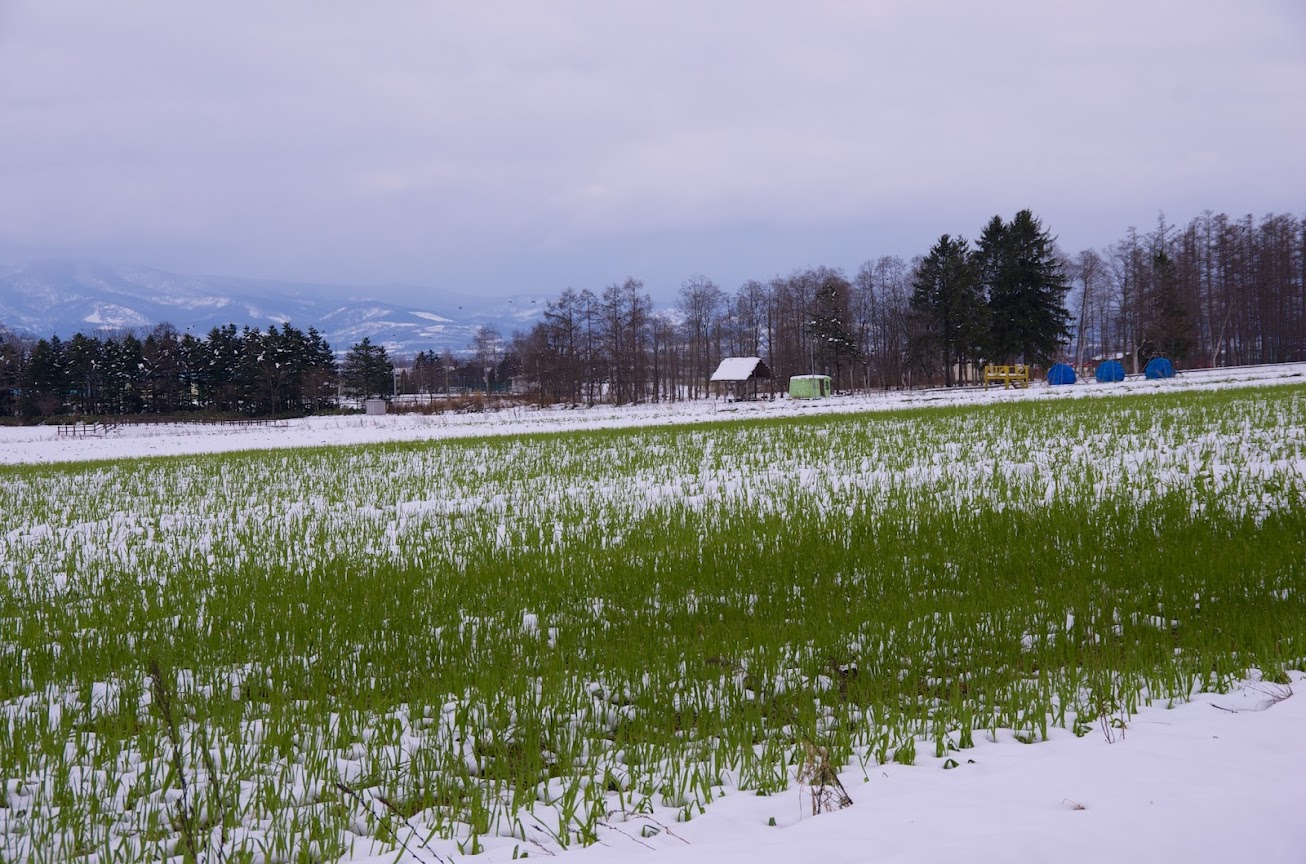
[1,1,1303,302]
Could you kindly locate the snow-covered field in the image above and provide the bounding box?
[1,364,1303,864]
[2,362,1302,465]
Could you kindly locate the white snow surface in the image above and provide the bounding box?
[2,362,1302,466]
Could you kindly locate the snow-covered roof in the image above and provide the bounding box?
[710,357,770,381]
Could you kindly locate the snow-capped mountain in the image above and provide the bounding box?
[0,260,546,357]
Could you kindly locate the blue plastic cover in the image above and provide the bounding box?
[1047,363,1076,385]
[1144,357,1175,379]
[1095,360,1125,383]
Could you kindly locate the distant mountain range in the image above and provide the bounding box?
[0,260,547,357]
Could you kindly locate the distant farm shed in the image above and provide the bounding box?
[711,357,772,382]
[710,357,772,399]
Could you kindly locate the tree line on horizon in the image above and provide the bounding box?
[0,323,350,419]
[504,208,1304,403]
[1,208,1302,418]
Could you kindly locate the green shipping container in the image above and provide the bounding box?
[788,375,832,399]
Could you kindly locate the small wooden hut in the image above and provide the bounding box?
[710,357,772,400]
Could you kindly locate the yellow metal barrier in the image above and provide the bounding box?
[983,364,1030,390]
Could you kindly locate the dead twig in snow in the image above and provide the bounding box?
[797,741,853,815]
[148,659,202,864]
[596,821,656,851]
[334,780,451,864]
[1212,681,1293,714]
[520,822,559,857]
[628,813,691,844]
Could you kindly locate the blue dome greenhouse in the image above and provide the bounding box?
[1047,363,1076,385]
[1144,357,1175,379]
[1095,360,1125,383]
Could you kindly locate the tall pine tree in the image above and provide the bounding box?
[910,235,988,386]
[342,337,394,399]
[977,210,1071,365]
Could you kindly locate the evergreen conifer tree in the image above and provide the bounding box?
[342,337,394,399]
[977,210,1071,365]
[909,235,988,386]
[304,327,339,410]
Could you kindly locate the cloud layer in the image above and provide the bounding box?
[1,1,1302,300]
